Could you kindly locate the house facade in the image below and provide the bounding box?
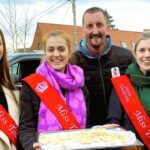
[31,22,141,52]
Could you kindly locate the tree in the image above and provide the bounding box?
[105,9,117,30]
[0,0,33,52]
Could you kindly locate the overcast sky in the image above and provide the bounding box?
[44,0,150,32]
[74,0,150,32]
[1,0,150,32]
[0,0,150,50]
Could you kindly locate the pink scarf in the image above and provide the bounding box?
[36,60,86,132]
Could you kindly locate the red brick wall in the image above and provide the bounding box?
[31,23,141,52]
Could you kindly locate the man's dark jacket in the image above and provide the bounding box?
[69,45,134,127]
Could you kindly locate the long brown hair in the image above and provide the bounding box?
[0,29,15,90]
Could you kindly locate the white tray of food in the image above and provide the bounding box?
[39,127,143,149]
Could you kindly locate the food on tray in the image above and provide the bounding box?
[39,127,137,149]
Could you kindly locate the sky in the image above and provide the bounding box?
[26,0,150,31]
[1,0,150,32]
[0,0,150,50]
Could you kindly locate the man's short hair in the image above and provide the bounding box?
[82,7,109,25]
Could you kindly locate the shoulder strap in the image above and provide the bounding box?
[0,104,18,146]
[22,73,80,130]
[111,75,150,148]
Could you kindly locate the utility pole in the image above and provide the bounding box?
[71,0,77,50]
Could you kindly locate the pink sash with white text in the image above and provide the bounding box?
[23,73,81,130]
[112,75,150,148]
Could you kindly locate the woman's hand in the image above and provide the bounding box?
[33,142,41,150]
[101,123,119,129]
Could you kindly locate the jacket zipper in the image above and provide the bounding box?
[98,56,107,115]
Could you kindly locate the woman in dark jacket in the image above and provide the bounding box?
[18,30,87,150]
[107,31,150,150]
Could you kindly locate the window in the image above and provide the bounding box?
[10,59,40,90]
[20,60,40,78]
[10,63,19,75]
